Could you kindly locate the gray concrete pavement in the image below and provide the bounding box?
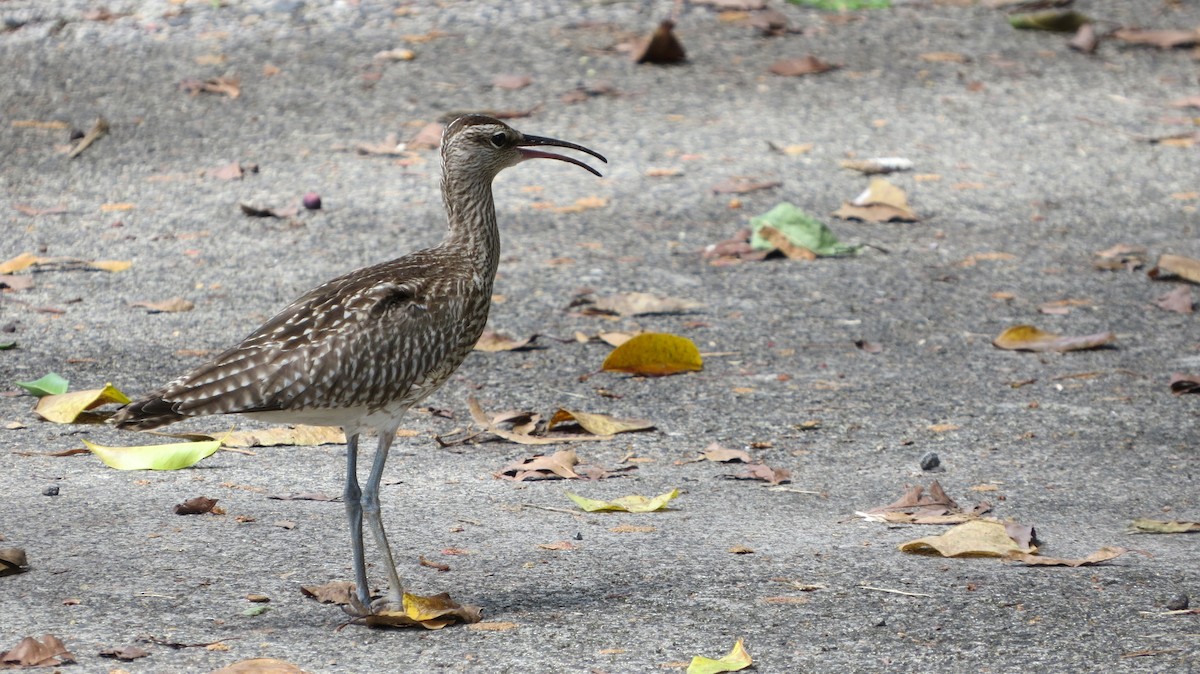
[1,1,1197,672]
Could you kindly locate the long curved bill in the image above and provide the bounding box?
[517,134,608,177]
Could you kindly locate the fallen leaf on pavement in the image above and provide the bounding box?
[1004,546,1141,567]
[131,297,195,313]
[300,581,357,605]
[1112,28,1200,49]
[900,520,1035,558]
[710,178,781,194]
[492,73,532,90]
[602,333,703,376]
[239,202,299,219]
[358,592,483,629]
[98,645,150,661]
[729,463,791,485]
[1093,243,1146,271]
[66,117,109,159]
[497,449,581,481]
[0,634,75,668]
[833,177,920,222]
[0,547,28,577]
[1155,286,1194,313]
[566,489,680,513]
[992,325,1116,352]
[840,157,914,174]
[1008,10,1090,32]
[474,330,540,352]
[537,540,576,551]
[1128,518,1200,533]
[15,373,70,397]
[34,383,131,423]
[0,253,129,274]
[1148,254,1200,284]
[174,496,219,515]
[633,19,686,64]
[1169,373,1200,395]
[83,438,221,470]
[466,397,615,446]
[769,55,837,76]
[210,658,312,674]
[207,162,257,181]
[694,442,752,464]
[687,638,752,674]
[1069,23,1099,53]
[862,480,992,524]
[548,409,654,436]
[579,292,703,317]
[750,203,860,257]
[180,76,240,98]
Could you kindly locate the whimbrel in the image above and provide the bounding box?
[114,115,606,613]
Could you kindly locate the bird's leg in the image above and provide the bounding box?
[343,433,373,611]
[362,429,405,611]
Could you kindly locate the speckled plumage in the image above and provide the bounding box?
[113,115,605,613]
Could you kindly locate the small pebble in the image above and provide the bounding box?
[919,451,942,472]
[302,192,322,210]
[1165,593,1189,611]
[43,485,59,496]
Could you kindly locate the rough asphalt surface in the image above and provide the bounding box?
[1,1,1198,672]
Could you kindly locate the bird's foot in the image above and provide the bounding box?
[370,589,405,614]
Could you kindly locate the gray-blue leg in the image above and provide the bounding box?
[363,430,405,609]
[343,433,372,609]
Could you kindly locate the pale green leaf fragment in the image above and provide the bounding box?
[750,203,860,256]
[789,0,889,10]
[1009,11,1091,32]
[688,638,753,674]
[83,438,221,471]
[566,489,680,513]
[0,341,15,350]
[16,373,69,397]
[242,605,270,617]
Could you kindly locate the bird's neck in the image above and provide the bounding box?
[441,172,501,280]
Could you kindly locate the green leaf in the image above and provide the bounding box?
[688,638,753,674]
[0,341,15,350]
[83,438,221,470]
[566,489,680,513]
[16,373,69,397]
[242,605,270,617]
[788,0,889,10]
[749,203,860,257]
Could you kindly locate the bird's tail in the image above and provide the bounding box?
[112,396,186,431]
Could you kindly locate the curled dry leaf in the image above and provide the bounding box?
[208,162,257,181]
[473,330,539,352]
[687,638,753,674]
[1155,286,1194,314]
[566,489,680,513]
[0,634,75,668]
[66,117,109,159]
[179,76,240,98]
[174,496,218,515]
[863,480,992,524]
[1148,254,1200,284]
[98,645,150,661]
[601,333,703,377]
[131,297,195,313]
[1068,23,1098,53]
[358,592,483,629]
[1169,373,1200,395]
[497,449,581,481]
[900,520,1035,558]
[537,540,576,551]
[1111,28,1200,49]
[0,547,28,577]
[698,442,752,464]
[1093,243,1146,271]
[34,383,130,423]
[833,178,920,222]
[633,19,686,64]
[582,292,703,317]
[730,463,791,485]
[769,55,837,77]
[992,325,1116,352]
[548,409,654,436]
[1128,518,1200,533]
[300,581,357,605]
[840,157,914,174]
[210,658,312,674]
[1004,546,1143,567]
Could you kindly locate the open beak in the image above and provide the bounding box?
[517,134,607,177]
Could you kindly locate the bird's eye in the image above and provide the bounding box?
[490,132,507,147]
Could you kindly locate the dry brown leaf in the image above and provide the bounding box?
[757,225,817,260]
[582,292,703,317]
[769,55,837,77]
[1068,23,1098,53]
[919,51,969,63]
[1128,518,1200,533]
[1093,243,1147,271]
[710,178,782,194]
[473,330,539,352]
[833,177,920,222]
[1112,28,1200,49]
[992,325,1116,352]
[98,645,150,661]
[548,410,655,436]
[174,496,218,515]
[180,76,241,98]
[467,397,611,446]
[131,297,195,313]
[0,547,28,577]
[1169,373,1200,395]
[1148,253,1200,284]
[300,581,356,605]
[497,449,581,481]
[730,463,791,485]
[66,117,109,159]
[220,425,345,448]
[900,520,1034,558]
[536,540,577,551]
[1155,285,1194,313]
[0,634,75,668]
[699,442,752,463]
[210,658,312,674]
[633,19,686,64]
[1004,546,1141,567]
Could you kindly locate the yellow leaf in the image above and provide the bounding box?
[99,202,135,212]
[548,409,654,436]
[566,489,680,513]
[209,658,311,674]
[602,333,703,376]
[1004,546,1139,567]
[83,438,221,470]
[687,638,753,674]
[899,520,1035,558]
[360,591,482,629]
[34,384,131,423]
[1149,253,1200,284]
[992,325,1116,352]
[0,252,41,274]
[88,260,132,272]
[1128,518,1200,534]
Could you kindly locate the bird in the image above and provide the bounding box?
[113,114,606,614]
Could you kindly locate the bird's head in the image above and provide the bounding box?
[440,115,606,180]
